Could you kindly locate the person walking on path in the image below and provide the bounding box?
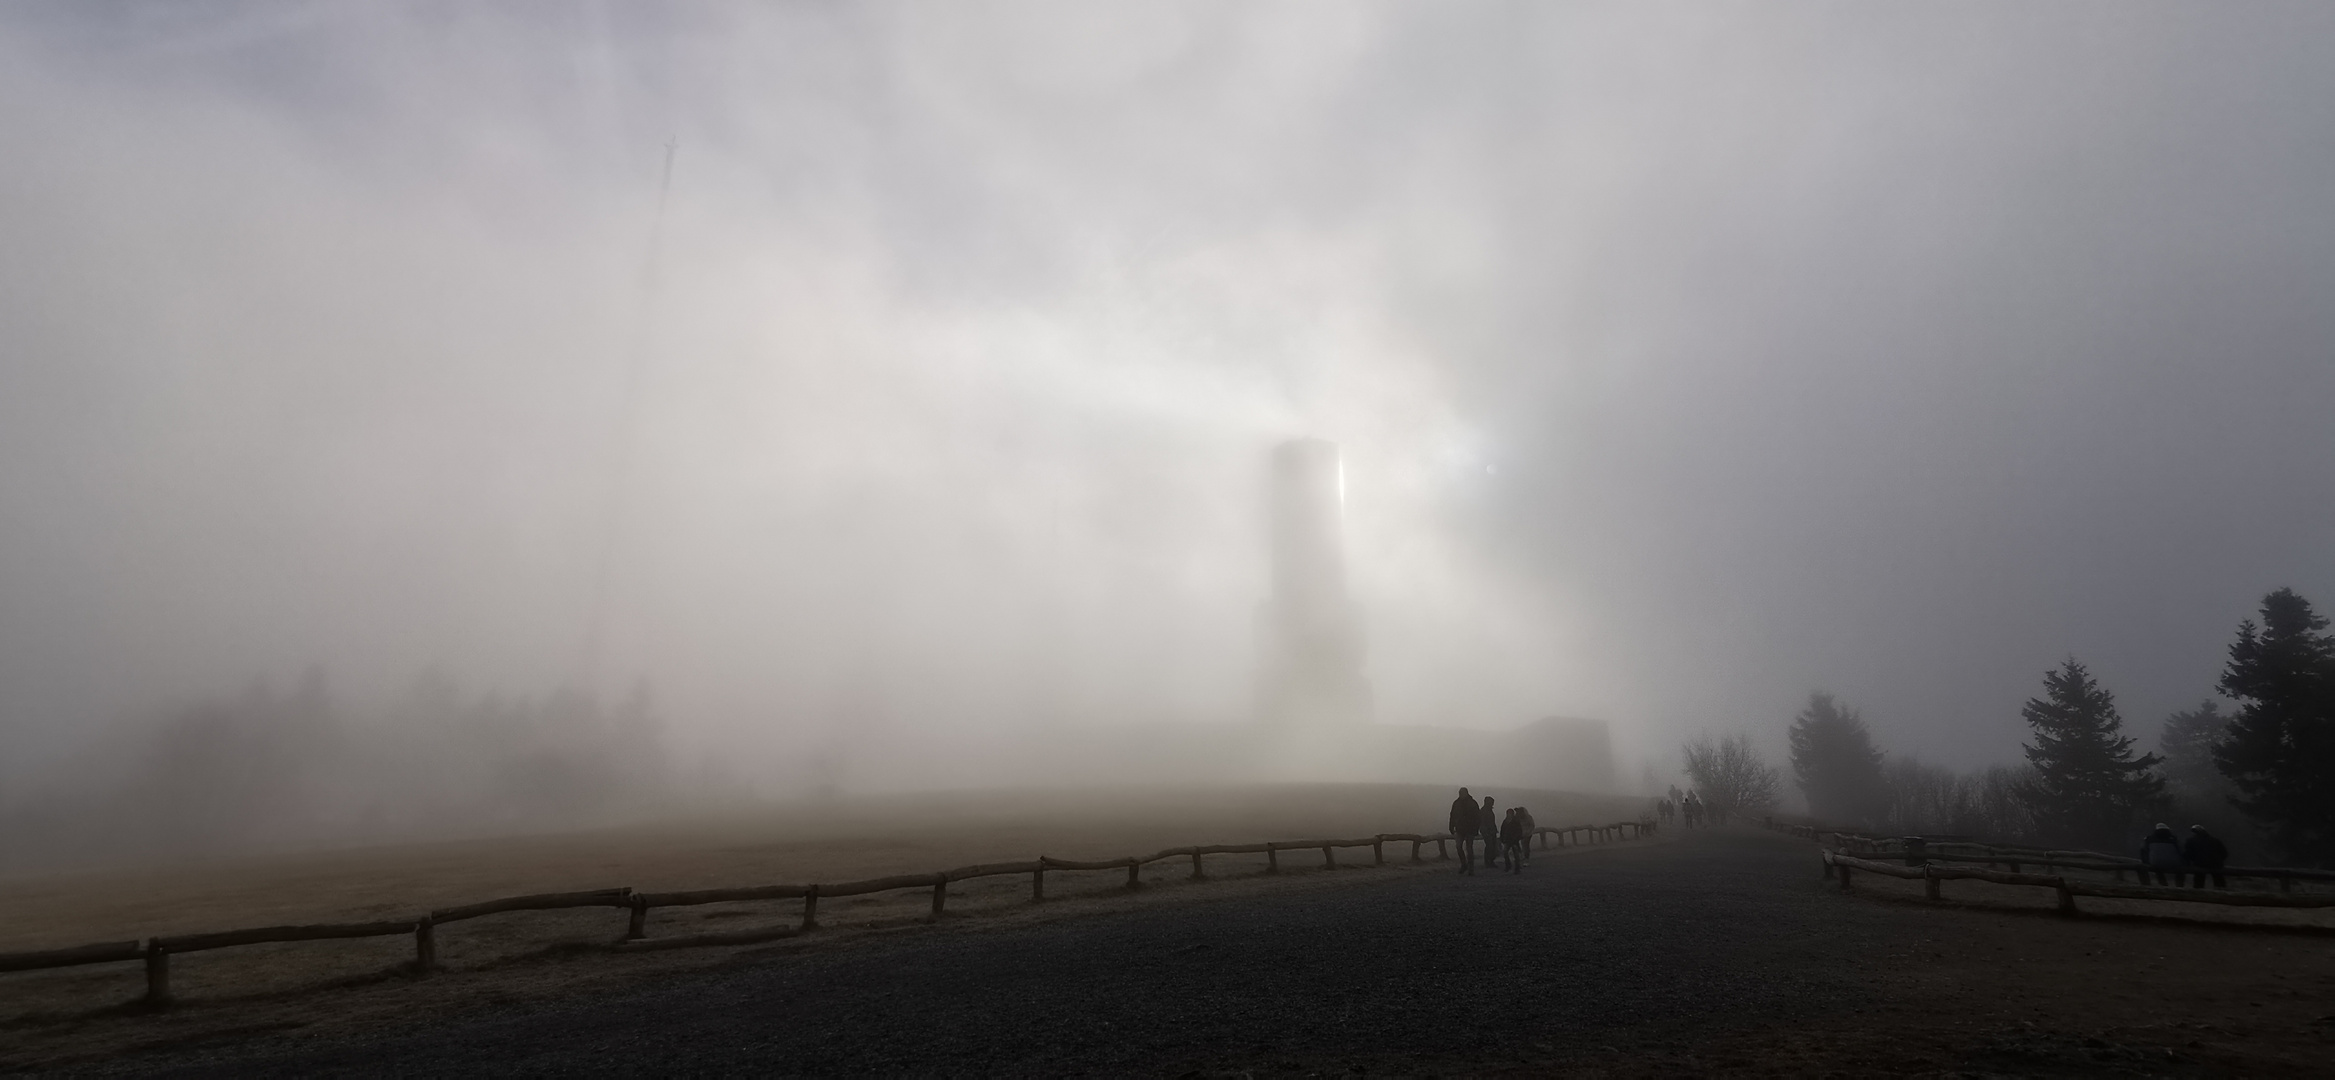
[2139,823,2184,886]
[1499,808,1525,873]
[2184,825,2229,888]
[1515,806,1535,867]
[1479,795,1499,869]
[1449,787,1479,875]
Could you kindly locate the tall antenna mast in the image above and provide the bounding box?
[577,137,678,690]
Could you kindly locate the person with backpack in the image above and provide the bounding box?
[1499,808,1525,874]
[2139,822,2184,886]
[1479,795,1499,866]
[2183,825,2229,889]
[1515,805,1536,867]
[1448,787,1480,875]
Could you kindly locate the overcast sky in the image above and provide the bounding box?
[3,1,2331,783]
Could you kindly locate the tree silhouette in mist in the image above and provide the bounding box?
[1682,733,1779,823]
[2017,657,2164,848]
[2215,588,2335,866]
[1786,691,1886,827]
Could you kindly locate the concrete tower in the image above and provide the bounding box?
[1257,439,1370,726]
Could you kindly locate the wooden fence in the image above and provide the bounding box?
[1763,819,2335,918]
[0,819,1656,1008]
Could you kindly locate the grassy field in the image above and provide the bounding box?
[0,780,1644,1053]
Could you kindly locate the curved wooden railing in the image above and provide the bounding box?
[1764,819,2335,889]
[1763,819,2335,919]
[0,819,1658,1008]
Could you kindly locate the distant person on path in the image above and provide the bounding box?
[1449,787,1479,875]
[1499,808,1525,873]
[1480,796,1499,867]
[1683,792,1703,828]
[2139,823,2184,885]
[1657,798,1674,826]
[2184,825,2229,888]
[1515,806,1535,866]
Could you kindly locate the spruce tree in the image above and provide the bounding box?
[2214,588,2335,865]
[2018,657,2165,847]
[2158,700,2232,802]
[1786,691,1886,827]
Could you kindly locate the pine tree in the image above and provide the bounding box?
[1786,691,1886,827]
[2214,588,2335,866]
[2018,657,2165,847]
[2158,700,2232,801]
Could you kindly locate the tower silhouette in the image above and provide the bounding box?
[1256,439,1370,726]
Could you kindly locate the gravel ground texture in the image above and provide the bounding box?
[46,827,2335,1076]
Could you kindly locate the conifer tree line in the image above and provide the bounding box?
[1784,587,2335,866]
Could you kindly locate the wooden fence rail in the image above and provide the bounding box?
[1767,817,2335,920]
[0,819,1657,1009]
[1765,819,2335,891]
[1823,851,2335,916]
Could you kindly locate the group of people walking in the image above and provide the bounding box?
[1446,788,1535,875]
[2138,822,2231,887]
[1655,787,1715,828]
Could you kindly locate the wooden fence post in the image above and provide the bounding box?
[1267,846,1280,873]
[2055,881,2077,916]
[1322,845,1336,869]
[1411,839,1422,862]
[1924,868,1941,901]
[414,918,436,969]
[1126,859,1140,888]
[1190,852,1203,879]
[627,896,648,940]
[1837,863,1852,892]
[143,942,169,1007]
[1032,867,1046,901]
[931,877,948,917]
[801,885,820,931]
[1373,840,1384,866]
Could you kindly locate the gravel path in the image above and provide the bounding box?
[113,829,1879,1076]
[94,827,2335,1075]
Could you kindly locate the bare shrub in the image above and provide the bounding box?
[1682,733,1779,823]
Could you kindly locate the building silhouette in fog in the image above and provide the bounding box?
[1256,439,1371,726]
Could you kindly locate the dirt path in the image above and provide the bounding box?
[40,826,2335,1075]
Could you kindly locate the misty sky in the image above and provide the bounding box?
[3,1,2332,784]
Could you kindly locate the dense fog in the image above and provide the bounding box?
[3,3,2333,869]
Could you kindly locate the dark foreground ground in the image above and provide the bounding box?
[54,828,2335,1076]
